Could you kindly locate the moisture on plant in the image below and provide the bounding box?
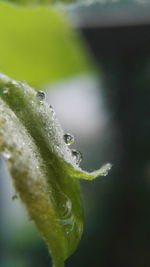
[0,73,112,267]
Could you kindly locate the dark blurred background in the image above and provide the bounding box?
[1,1,150,267]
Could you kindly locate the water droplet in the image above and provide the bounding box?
[2,149,11,159]
[99,163,112,176]
[3,86,9,94]
[10,80,18,86]
[55,192,74,235]
[12,195,18,200]
[48,126,52,137]
[49,105,55,114]
[21,80,27,85]
[72,149,82,166]
[64,133,74,145]
[36,90,46,101]
[49,105,55,120]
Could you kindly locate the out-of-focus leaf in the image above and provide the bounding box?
[0,74,111,267]
[2,0,74,4]
[2,0,148,5]
[0,3,91,87]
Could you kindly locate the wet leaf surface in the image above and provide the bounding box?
[0,74,111,266]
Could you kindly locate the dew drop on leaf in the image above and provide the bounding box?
[72,149,82,166]
[3,86,9,94]
[49,105,55,120]
[12,194,18,200]
[36,90,46,101]
[2,149,11,159]
[21,80,27,85]
[99,163,112,176]
[64,133,74,145]
[10,80,18,86]
[54,189,75,236]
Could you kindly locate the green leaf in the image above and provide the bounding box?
[0,74,111,267]
[0,3,91,87]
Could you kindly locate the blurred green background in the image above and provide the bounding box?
[0,1,150,267]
